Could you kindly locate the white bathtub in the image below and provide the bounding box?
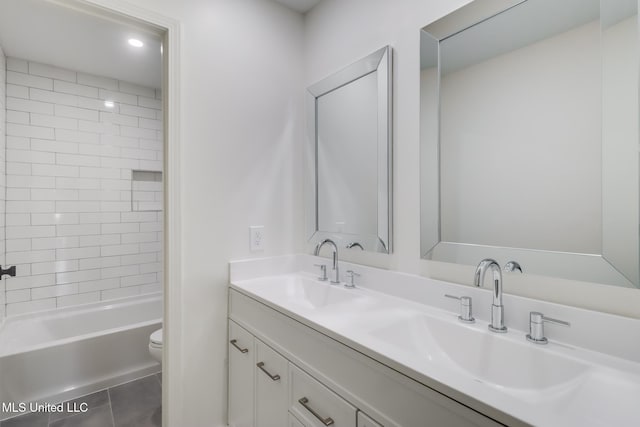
[0,293,162,420]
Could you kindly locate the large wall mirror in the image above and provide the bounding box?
[306,46,392,253]
[420,0,639,288]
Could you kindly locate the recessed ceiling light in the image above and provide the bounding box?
[104,101,115,108]
[128,38,144,48]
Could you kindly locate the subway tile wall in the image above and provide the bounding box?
[3,57,163,316]
[0,47,6,320]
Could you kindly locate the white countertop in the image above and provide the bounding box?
[229,254,640,427]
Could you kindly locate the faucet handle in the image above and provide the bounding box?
[504,261,523,273]
[526,311,570,344]
[345,270,360,288]
[445,294,475,323]
[314,264,327,281]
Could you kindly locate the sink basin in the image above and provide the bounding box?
[237,275,366,310]
[370,313,590,391]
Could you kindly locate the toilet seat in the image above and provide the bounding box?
[150,329,163,347]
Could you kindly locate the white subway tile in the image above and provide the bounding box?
[6,298,56,315]
[78,96,115,112]
[56,269,100,285]
[31,113,78,130]
[78,120,119,135]
[32,164,79,177]
[101,134,138,149]
[29,62,76,82]
[101,286,139,300]
[118,81,155,98]
[137,202,162,211]
[101,156,139,169]
[100,111,138,127]
[101,264,139,279]
[7,123,55,139]
[57,224,100,236]
[155,88,162,100]
[6,225,55,239]
[139,160,163,171]
[7,201,55,213]
[138,139,162,152]
[140,262,162,274]
[119,104,157,119]
[55,201,100,212]
[57,246,100,260]
[55,105,99,121]
[100,179,130,190]
[77,73,118,90]
[55,129,100,144]
[32,236,79,250]
[139,242,162,253]
[6,110,29,124]
[5,272,55,290]
[82,167,120,179]
[7,136,30,150]
[6,239,31,252]
[57,292,100,308]
[54,80,99,98]
[6,214,30,226]
[138,96,162,110]
[80,256,120,270]
[7,149,55,164]
[30,88,78,106]
[121,232,157,244]
[79,212,120,224]
[121,212,157,223]
[78,278,119,293]
[7,188,30,201]
[120,125,156,139]
[6,289,31,304]
[7,175,56,189]
[32,283,79,299]
[139,283,161,294]
[101,222,139,234]
[6,84,29,99]
[32,260,79,275]
[7,57,28,73]
[31,139,79,154]
[79,144,120,158]
[139,118,163,130]
[56,177,100,190]
[121,148,157,160]
[101,244,139,256]
[98,89,137,105]
[31,213,79,225]
[121,273,157,287]
[140,222,162,232]
[132,191,155,201]
[100,201,131,212]
[56,153,100,167]
[31,189,78,201]
[7,71,53,90]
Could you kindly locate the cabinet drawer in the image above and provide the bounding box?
[290,363,356,427]
[289,412,306,427]
[255,339,289,427]
[357,411,383,427]
[228,320,255,427]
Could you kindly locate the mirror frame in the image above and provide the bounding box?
[419,0,639,288]
[305,46,393,253]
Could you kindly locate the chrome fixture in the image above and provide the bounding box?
[314,263,328,281]
[314,239,340,284]
[474,259,507,333]
[526,312,570,344]
[504,261,523,273]
[444,294,475,323]
[345,270,360,288]
[346,242,364,250]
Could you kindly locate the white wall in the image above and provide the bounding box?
[0,45,6,320]
[2,57,163,316]
[304,0,640,320]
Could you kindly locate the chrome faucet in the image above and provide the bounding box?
[314,239,340,284]
[474,259,507,333]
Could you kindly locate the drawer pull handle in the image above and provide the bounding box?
[230,339,248,353]
[298,397,334,426]
[256,362,280,381]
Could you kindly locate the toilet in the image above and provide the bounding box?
[149,328,163,363]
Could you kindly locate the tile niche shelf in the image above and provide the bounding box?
[131,170,163,212]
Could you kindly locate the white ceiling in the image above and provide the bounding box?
[0,0,162,88]
[272,0,322,13]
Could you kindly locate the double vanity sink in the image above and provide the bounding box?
[229,255,640,426]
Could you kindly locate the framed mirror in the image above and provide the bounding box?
[420,0,639,288]
[306,46,392,253]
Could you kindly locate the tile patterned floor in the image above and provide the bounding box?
[1,373,161,427]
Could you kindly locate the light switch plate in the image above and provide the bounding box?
[249,226,264,251]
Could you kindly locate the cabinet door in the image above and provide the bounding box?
[229,321,255,427]
[289,412,307,427]
[255,339,289,427]
[357,411,383,427]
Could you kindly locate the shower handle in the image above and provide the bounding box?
[0,266,16,278]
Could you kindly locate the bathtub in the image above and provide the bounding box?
[0,293,162,420]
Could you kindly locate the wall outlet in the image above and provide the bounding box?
[249,226,265,251]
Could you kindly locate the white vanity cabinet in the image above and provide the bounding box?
[228,321,255,427]
[228,289,505,427]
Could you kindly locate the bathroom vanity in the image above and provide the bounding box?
[227,255,640,427]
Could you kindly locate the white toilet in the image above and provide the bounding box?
[149,328,163,363]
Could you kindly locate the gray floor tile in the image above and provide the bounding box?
[49,404,113,427]
[0,411,48,427]
[110,375,161,427]
[49,391,110,422]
